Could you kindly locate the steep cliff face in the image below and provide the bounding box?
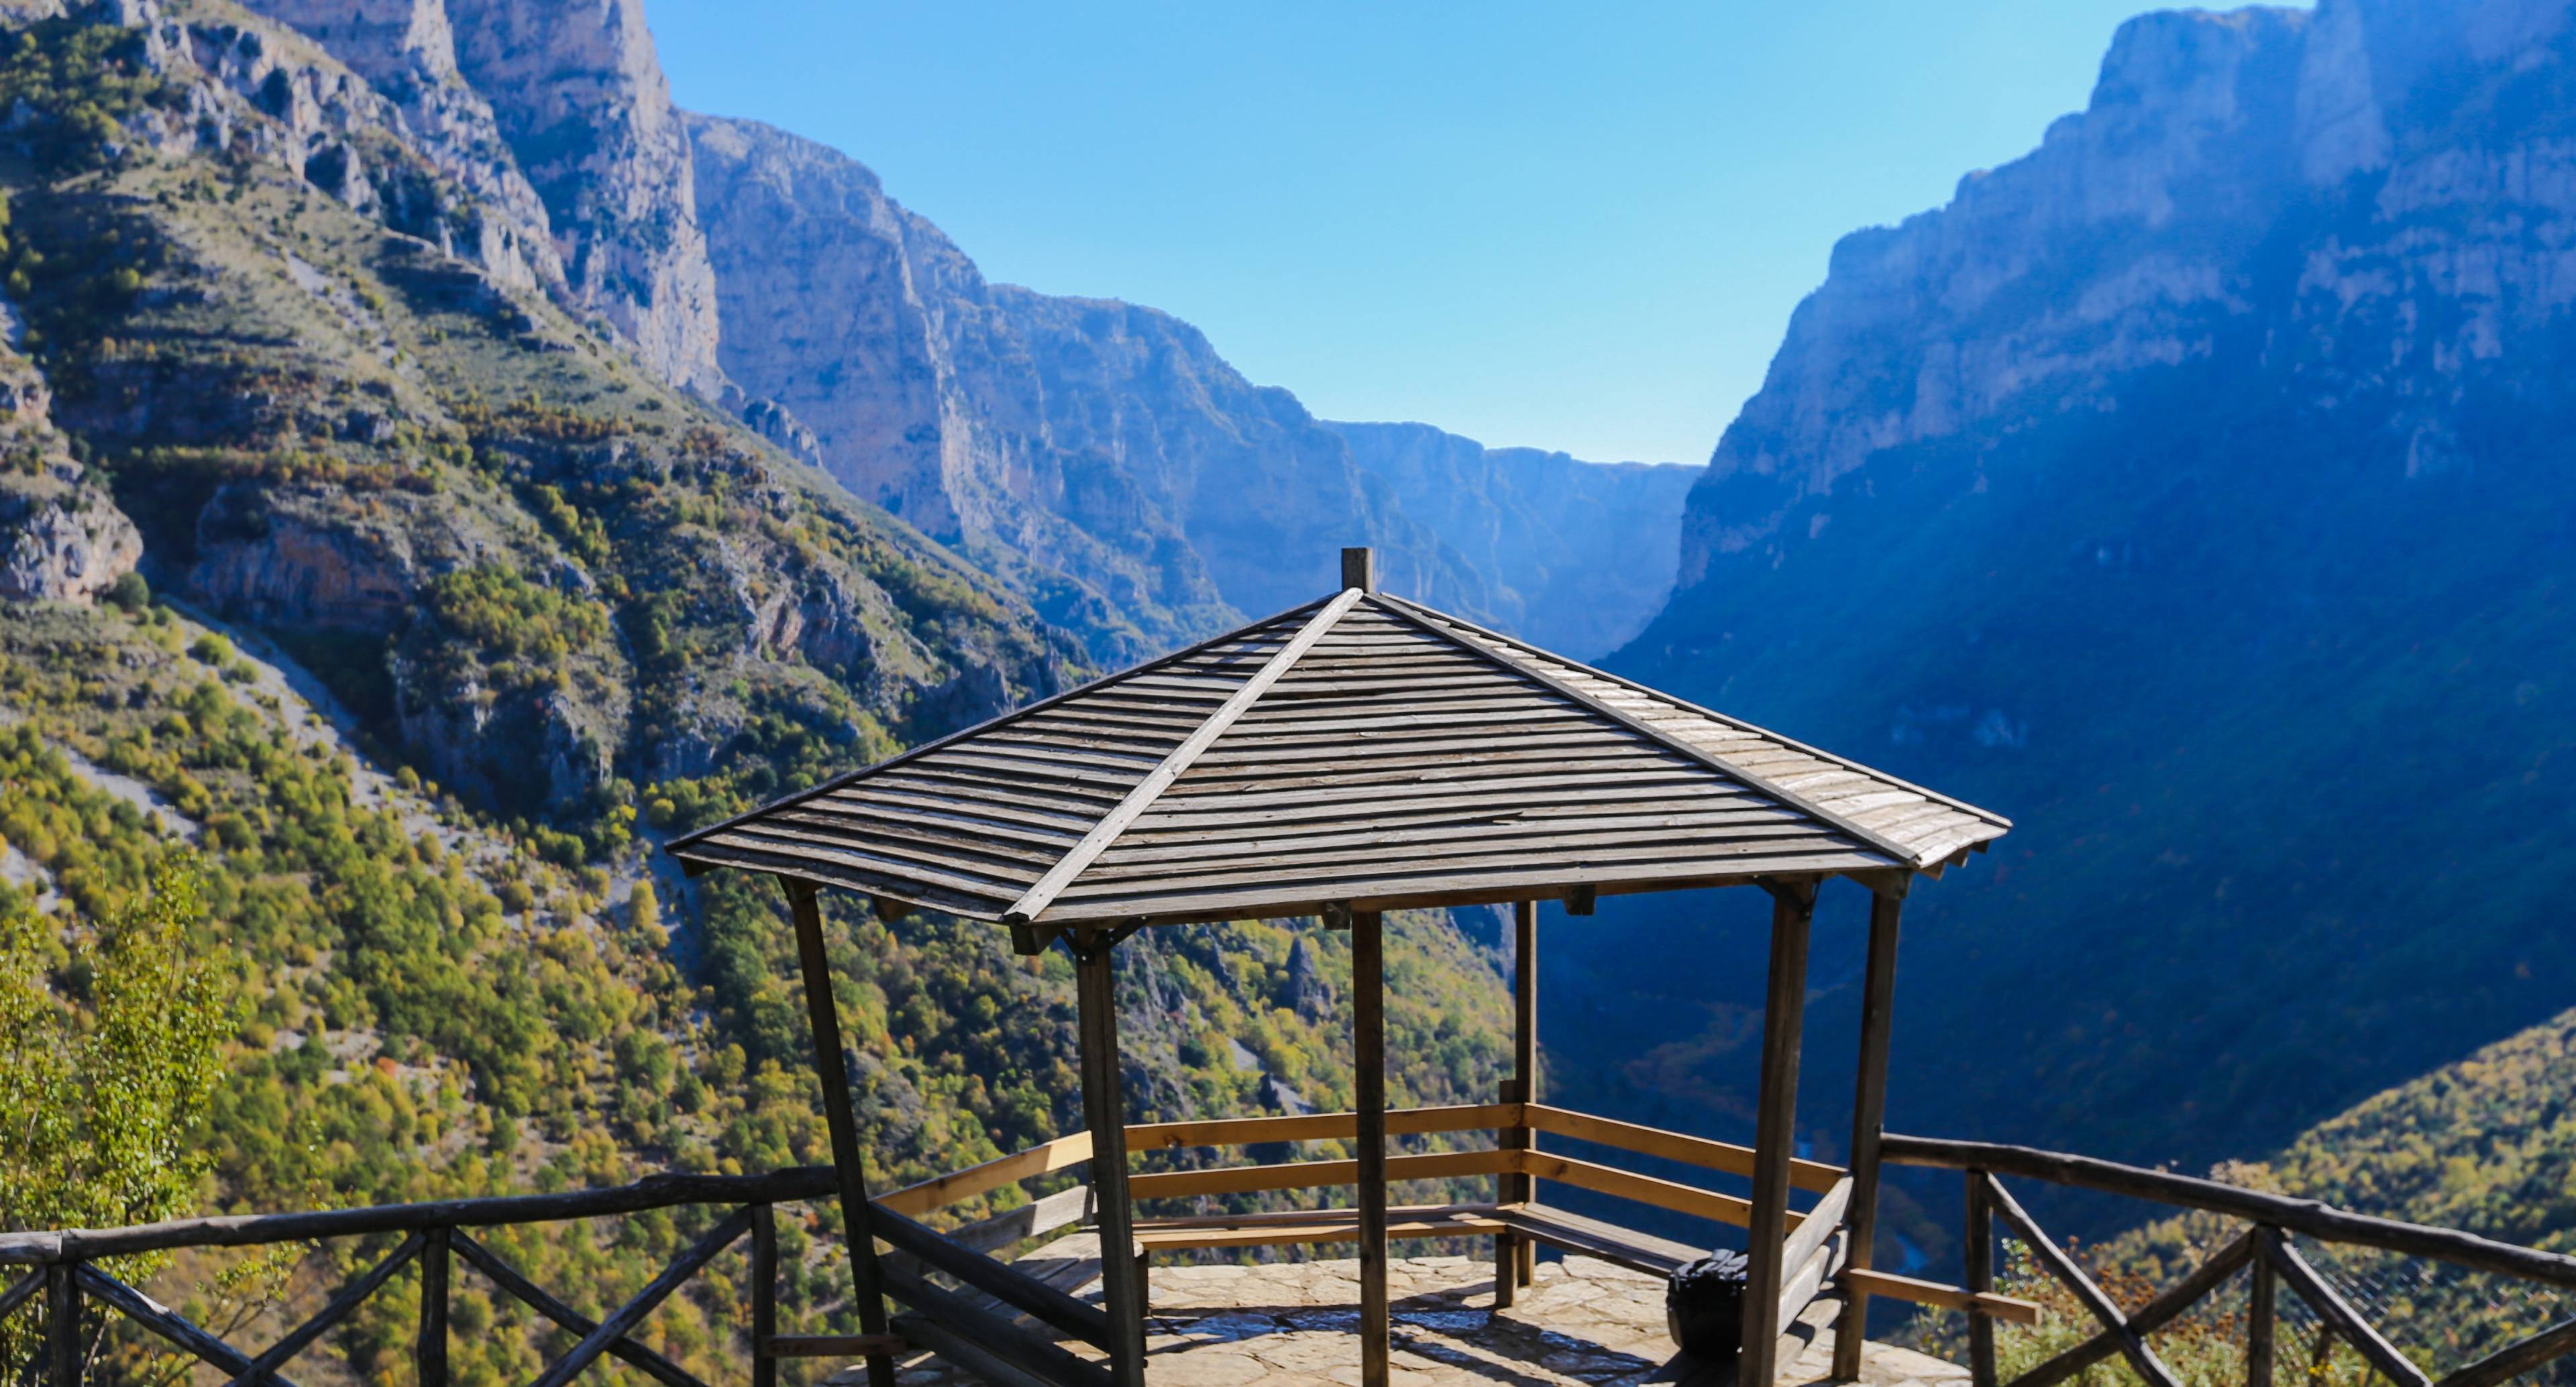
[1573,0,2576,1200]
[687,115,1666,662]
[0,344,138,604]
[228,0,561,292]
[435,0,721,394]
[0,1,1067,819]
[1328,422,1700,658]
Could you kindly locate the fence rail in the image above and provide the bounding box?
[0,1164,1090,1387]
[1881,1133,2576,1387]
[17,1125,2576,1387]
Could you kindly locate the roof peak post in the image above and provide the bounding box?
[1342,547,1377,593]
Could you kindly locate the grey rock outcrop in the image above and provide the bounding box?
[0,484,142,604]
[445,0,723,394]
[231,0,564,292]
[0,338,139,606]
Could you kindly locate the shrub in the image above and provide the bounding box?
[103,568,147,612]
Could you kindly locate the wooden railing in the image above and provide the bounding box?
[40,1119,2571,1387]
[0,1166,1108,1387]
[0,1101,1851,1387]
[1882,1134,2576,1387]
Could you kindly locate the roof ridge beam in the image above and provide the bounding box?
[1364,596,1923,869]
[1004,588,1368,927]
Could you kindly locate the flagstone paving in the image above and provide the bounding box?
[872,1251,1968,1387]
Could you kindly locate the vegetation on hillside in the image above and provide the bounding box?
[0,9,1519,1384]
[1902,1013,2576,1382]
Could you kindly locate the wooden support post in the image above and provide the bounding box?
[1738,879,1816,1387]
[784,878,898,1387]
[44,1262,78,1387]
[1833,886,1905,1381]
[752,1205,778,1387]
[1075,928,1148,1387]
[1354,909,1391,1387]
[2246,1229,2275,1387]
[1495,1074,1523,1309]
[1966,1172,1996,1387]
[417,1226,449,1387]
[1497,897,1539,1305]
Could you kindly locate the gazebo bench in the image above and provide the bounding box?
[1132,1201,1705,1280]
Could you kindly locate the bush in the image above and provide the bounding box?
[104,568,147,612]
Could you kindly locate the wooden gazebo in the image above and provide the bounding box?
[668,549,2008,1387]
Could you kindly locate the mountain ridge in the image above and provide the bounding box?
[682,107,1696,664]
[1568,0,2576,1231]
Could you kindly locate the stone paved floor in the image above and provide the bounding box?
[879,1245,1967,1387]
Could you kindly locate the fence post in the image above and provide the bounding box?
[752,1204,778,1387]
[417,1226,449,1387]
[1966,1171,1995,1387]
[45,1262,80,1386]
[2247,1227,2275,1387]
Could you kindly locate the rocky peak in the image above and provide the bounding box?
[235,0,461,83]
[232,0,564,292]
[1678,0,2576,585]
[445,0,722,395]
[1611,0,2576,1179]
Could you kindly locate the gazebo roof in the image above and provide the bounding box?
[667,577,2008,928]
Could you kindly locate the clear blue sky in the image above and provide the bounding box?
[649,1,2252,465]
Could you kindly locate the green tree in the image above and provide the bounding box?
[0,854,237,1376]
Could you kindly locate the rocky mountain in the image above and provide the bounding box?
[1560,0,2576,1226]
[0,3,1521,1374]
[223,0,721,392]
[123,0,1697,670]
[684,113,1696,663]
[1328,421,1700,658]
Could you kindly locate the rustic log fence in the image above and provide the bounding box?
[1880,1133,2576,1387]
[15,1127,2576,1386]
[0,1166,1104,1387]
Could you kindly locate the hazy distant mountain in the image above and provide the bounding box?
[684,113,1698,664]
[1328,422,1701,658]
[1564,0,2576,1211]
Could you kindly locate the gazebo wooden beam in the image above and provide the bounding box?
[1072,928,1148,1387]
[1497,897,1539,1305]
[1833,879,1907,1381]
[780,879,897,1387]
[1739,876,1819,1387]
[1352,908,1391,1387]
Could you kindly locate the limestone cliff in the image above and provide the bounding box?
[0,2,1065,818]
[686,113,1688,661]
[228,0,561,292]
[0,347,138,604]
[441,0,721,395]
[0,268,138,605]
[1583,0,2576,1193]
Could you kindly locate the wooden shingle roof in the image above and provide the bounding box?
[667,584,2008,927]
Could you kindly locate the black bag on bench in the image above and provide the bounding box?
[1664,1250,1749,1362]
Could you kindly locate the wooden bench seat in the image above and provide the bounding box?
[1131,1201,1708,1279]
[1134,1203,1510,1252]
